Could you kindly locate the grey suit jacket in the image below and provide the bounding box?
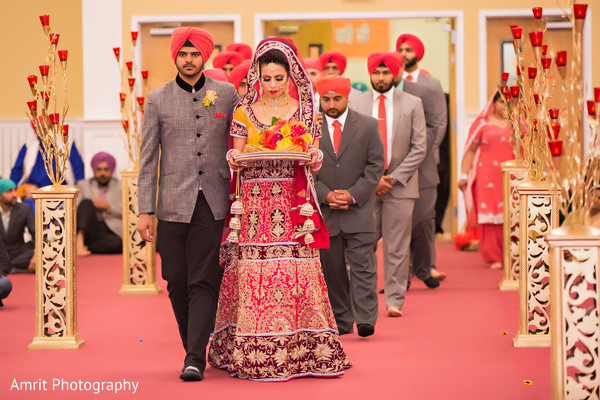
[0,203,34,259]
[138,77,239,222]
[77,177,122,238]
[404,73,447,189]
[315,108,385,236]
[350,89,427,199]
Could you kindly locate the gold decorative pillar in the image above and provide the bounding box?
[500,159,527,291]
[29,185,83,349]
[119,167,160,294]
[547,225,600,400]
[513,181,558,347]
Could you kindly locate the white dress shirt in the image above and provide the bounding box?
[403,69,421,83]
[371,88,394,167]
[324,107,349,149]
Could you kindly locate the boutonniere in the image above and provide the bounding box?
[203,90,218,110]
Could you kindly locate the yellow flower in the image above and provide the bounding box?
[203,90,218,110]
[281,125,291,138]
[300,133,313,145]
[276,138,294,150]
[524,380,532,386]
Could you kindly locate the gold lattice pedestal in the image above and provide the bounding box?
[119,167,160,295]
[500,160,527,291]
[547,225,600,399]
[513,181,558,347]
[29,185,84,349]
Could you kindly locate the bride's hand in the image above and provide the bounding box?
[315,113,323,130]
[227,149,243,171]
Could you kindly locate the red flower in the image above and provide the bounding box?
[292,135,308,150]
[261,129,274,145]
[290,124,306,138]
[270,132,283,147]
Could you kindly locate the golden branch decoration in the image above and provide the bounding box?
[25,15,70,186]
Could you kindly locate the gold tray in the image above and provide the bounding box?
[235,151,311,163]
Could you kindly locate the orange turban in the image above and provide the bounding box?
[170,27,214,64]
[396,33,425,61]
[316,76,351,98]
[319,52,347,74]
[203,68,229,82]
[213,51,244,69]
[303,58,323,71]
[229,60,251,90]
[225,43,253,60]
[367,52,404,77]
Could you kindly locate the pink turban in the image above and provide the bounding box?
[316,76,351,98]
[396,33,425,61]
[170,27,214,64]
[91,152,116,172]
[213,51,244,69]
[367,52,404,77]
[303,58,323,71]
[229,60,251,90]
[225,42,253,60]
[203,68,229,82]
[319,52,347,74]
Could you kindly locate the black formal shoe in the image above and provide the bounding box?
[357,324,375,337]
[180,366,204,381]
[424,277,440,289]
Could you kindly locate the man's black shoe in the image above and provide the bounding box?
[424,277,440,289]
[180,366,204,381]
[357,324,375,337]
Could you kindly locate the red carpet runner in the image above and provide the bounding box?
[0,240,550,399]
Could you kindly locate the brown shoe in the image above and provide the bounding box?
[387,307,403,317]
[431,268,447,281]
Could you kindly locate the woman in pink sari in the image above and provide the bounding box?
[208,37,351,381]
[458,91,513,269]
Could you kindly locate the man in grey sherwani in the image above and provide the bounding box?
[137,27,239,382]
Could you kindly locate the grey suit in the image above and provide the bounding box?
[0,203,34,270]
[350,88,426,310]
[404,74,447,281]
[315,108,385,332]
[138,74,239,372]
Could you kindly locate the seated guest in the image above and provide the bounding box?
[225,42,253,60]
[10,136,84,188]
[0,240,12,306]
[0,179,35,273]
[229,60,251,98]
[76,152,122,256]
[212,51,244,79]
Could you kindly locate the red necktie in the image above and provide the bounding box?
[332,120,342,155]
[406,74,413,81]
[378,95,388,168]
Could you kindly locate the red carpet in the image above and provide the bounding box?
[0,240,550,399]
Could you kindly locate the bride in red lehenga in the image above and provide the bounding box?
[208,37,351,381]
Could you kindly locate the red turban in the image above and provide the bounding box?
[367,52,404,77]
[303,58,323,71]
[316,76,351,98]
[396,33,425,61]
[229,60,251,90]
[170,27,214,64]
[225,42,253,60]
[213,51,244,69]
[203,68,229,82]
[319,52,347,74]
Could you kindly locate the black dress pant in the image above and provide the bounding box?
[157,191,224,372]
[77,199,122,254]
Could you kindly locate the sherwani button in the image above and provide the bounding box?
[197,152,202,156]
[193,98,198,102]
[197,133,201,137]
[196,115,200,119]
[198,171,203,175]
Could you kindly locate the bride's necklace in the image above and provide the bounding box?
[260,93,291,120]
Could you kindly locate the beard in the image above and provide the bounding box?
[372,80,395,94]
[404,55,418,70]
